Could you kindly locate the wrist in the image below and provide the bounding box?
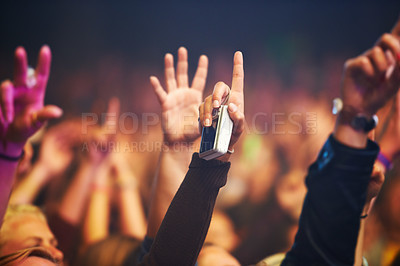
[334,122,369,149]
[31,162,54,183]
[376,152,393,172]
[114,176,138,190]
[215,145,235,162]
[91,182,111,194]
[0,142,25,158]
[379,141,400,162]
[338,105,377,131]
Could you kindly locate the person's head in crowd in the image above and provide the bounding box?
[197,244,240,266]
[0,204,63,264]
[205,210,239,253]
[78,234,141,266]
[275,168,307,221]
[0,246,60,265]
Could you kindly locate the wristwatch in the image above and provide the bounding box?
[332,98,378,133]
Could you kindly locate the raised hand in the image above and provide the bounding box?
[83,97,120,164]
[37,120,81,176]
[335,19,400,149]
[341,19,400,116]
[150,47,208,145]
[199,51,245,150]
[0,46,62,155]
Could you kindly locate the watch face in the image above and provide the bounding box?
[351,116,367,131]
[351,114,377,132]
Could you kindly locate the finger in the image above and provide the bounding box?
[203,95,213,127]
[0,80,14,123]
[367,47,388,77]
[176,47,189,88]
[35,105,63,124]
[228,102,245,139]
[106,97,120,118]
[367,129,375,141]
[103,97,120,134]
[150,76,167,104]
[390,16,400,37]
[164,53,177,92]
[192,55,208,92]
[199,102,205,128]
[212,81,230,109]
[231,51,244,93]
[377,33,400,60]
[35,45,52,94]
[346,56,375,79]
[13,47,28,87]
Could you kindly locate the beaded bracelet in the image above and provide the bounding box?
[377,152,392,171]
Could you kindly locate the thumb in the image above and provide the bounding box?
[35,105,63,123]
[368,129,375,141]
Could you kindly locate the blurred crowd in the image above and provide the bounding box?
[1,16,400,266]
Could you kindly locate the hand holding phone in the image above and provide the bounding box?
[198,52,245,160]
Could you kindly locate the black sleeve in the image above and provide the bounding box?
[282,135,379,266]
[130,153,230,266]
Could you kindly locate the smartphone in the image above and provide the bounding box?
[199,105,233,160]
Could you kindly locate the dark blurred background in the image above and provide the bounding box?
[1,1,399,116]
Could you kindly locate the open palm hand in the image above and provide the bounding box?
[150,47,208,144]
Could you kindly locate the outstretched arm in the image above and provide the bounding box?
[0,46,62,226]
[136,51,245,266]
[112,150,147,240]
[82,162,112,246]
[283,18,400,266]
[146,47,208,238]
[58,98,119,226]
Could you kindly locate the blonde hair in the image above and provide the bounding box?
[0,204,47,252]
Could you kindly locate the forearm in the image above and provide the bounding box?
[335,120,376,265]
[58,161,98,225]
[146,143,193,237]
[83,189,110,246]
[118,183,147,240]
[10,163,51,204]
[0,142,24,226]
[334,114,369,149]
[141,153,230,266]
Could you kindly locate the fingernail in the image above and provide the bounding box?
[54,107,64,117]
[228,103,238,112]
[213,100,219,108]
[205,118,210,127]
